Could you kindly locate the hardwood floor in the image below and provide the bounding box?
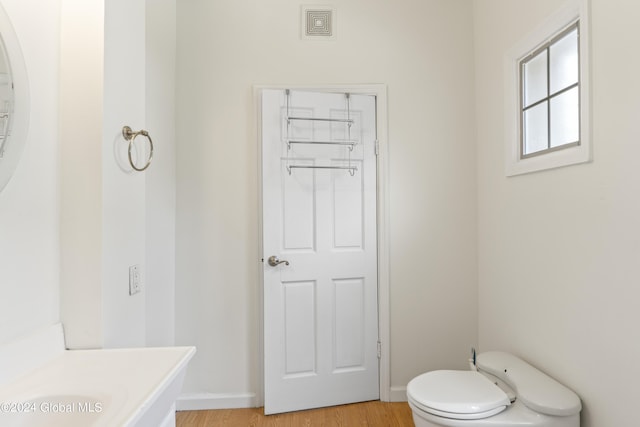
[176,401,415,426]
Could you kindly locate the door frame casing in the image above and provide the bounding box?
[254,84,390,406]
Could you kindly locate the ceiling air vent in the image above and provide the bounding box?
[301,6,336,40]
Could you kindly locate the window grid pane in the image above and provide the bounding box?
[550,86,579,147]
[523,102,549,155]
[523,51,548,107]
[550,28,579,94]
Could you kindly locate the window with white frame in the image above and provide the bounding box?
[520,22,579,158]
[504,0,590,176]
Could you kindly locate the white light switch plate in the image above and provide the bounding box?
[129,264,141,295]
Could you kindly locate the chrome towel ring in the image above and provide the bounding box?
[122,126,153,171]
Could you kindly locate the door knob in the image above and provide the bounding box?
[267,256,289,267]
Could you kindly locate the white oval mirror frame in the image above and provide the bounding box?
[0,3,29,193]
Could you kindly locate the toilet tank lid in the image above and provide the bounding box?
[476,351,582,417]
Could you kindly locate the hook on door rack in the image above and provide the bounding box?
[122,126,153,172]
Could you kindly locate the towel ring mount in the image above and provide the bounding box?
[122,126,153,172]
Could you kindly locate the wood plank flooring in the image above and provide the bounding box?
[176,401,415,426]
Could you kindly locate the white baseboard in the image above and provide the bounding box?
[176,392,258,411]
[178,389,404,410]
[160,403,176,427]
[389,386,407,402]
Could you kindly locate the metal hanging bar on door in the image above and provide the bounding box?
[287,140,355,151]
[285,90,357,176]
[287,116,354,124]
[287,165,357,174]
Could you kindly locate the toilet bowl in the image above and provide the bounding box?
[406,351,581,427]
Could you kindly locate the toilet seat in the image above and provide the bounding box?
[407,370,511,420]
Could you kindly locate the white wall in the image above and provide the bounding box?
[145,0,177,347]
[175,0,478,404]
[101,0,147,349]
[0,0,60,346]
[59,0,103,349]
[0,0,172,387]
[475,0,640,425]
[60,0,149,349]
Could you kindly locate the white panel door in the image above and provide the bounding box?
[261,89,379,414]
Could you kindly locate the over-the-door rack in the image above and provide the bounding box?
[284,89,357,176]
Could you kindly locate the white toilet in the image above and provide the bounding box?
[407,351,581,427]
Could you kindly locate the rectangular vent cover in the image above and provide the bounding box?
[301,6,336,40]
